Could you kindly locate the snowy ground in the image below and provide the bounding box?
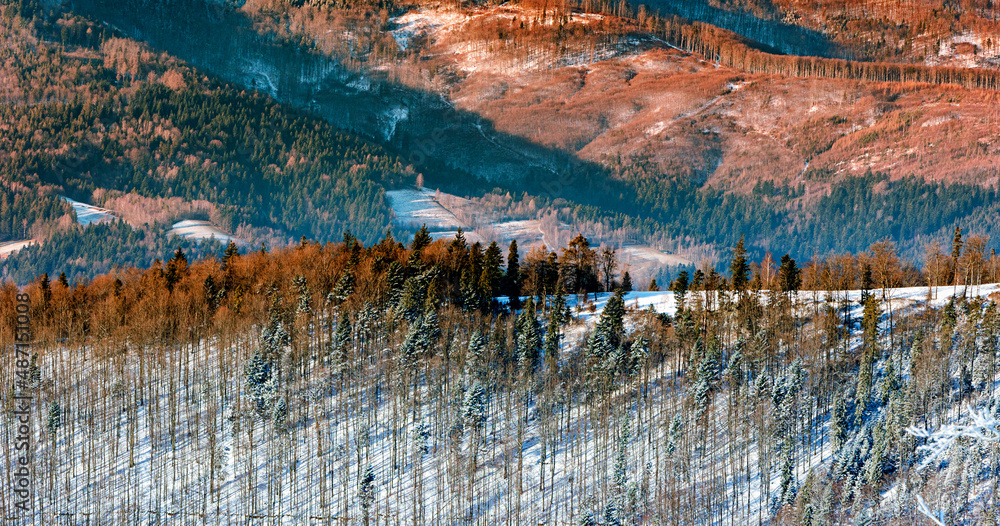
[4,283,1000,525]
[61,196,116,225]
[620,245,693,269]
[0,239,37,259]
[558,283,1000,325]
[387,188,463,231]
[169,219,237,244]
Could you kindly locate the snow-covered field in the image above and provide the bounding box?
[0,239,37,259]
[169,219,237,244]
[387,188,462,230]
[564,283,1000,324]
[620,245,693,269]
[62,196,116,225]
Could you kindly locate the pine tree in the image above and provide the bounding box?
[330,269,354,306]
[778,254,800,293]
[596,289,626,348]
[386,261,405,308]
[39,272,51,310]
[832,394,848,450]
[222,240,239,270]
[864,420,890,487]
[28,352,41,387]
[47,401,61,438]
[647,278,659,291]
[780,436,796,504]
[729,235,750,293]
[671,271,689,308]
[165,247,189,292]
[621,271,632,292]
[578,510,597,526]
[460,267,481,312]
[468,330,487,380]
[272,396,288,433]
[818,484,835,526]
[856,293,881,424]
[245,350,276,416]
[330,316,351,374]
[952,225,964,286]
[293,275,311,314]
[360,464,376,526]
[692,344,719,426]
[544,283,568,367]
[411,224,432,253]
[411,421,430,457]
[516,300,541,373]
[463,381,487,434]
[665,414,682,457]
[482,241,504,300]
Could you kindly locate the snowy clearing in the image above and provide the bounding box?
[62,196,116,225]
[169,219,237,244]
[387,188,462,230]
[0,239,37,258]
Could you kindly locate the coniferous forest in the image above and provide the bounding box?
[2,231,1000,524]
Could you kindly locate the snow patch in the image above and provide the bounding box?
[169,219,237,244]
[387,187,461,230]
[0,239,37,258]
[62,196,116,225]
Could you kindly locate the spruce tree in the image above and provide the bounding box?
[411,224,432,253]
[515,300,541,373]
[671,271,689,308]
[222,241,239,270]
[856,293,881,424]
[331,269,355,306]
[360,464,376,526]
[385,261,405,308]
[506,240,521,309]
[729,235,750,293]
[482,241,504,299]
[272,397,288,434]
[47,401,61,438]
[463,381,487,434]
[293,275,311,314]
[330,316,351,374]
[543,283,569,371]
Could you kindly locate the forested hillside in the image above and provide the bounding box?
[58,0,1000,266]
[0,0,425,282]
[6,0,1000,272]
[3,231,1000,524]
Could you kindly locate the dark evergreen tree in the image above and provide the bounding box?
[505,240,521,308]
[729,235,750,293]
[671,271,689,308]
[47,401,61,438]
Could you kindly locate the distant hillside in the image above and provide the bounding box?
[6,0,1000,276]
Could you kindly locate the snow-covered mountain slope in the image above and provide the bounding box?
[4,279,1000,525]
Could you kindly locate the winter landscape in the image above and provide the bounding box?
[5,0,1000,524]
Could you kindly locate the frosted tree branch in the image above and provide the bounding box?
[905,405,1000,470]
[904,404,1000,526]
[915,495,946,526]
